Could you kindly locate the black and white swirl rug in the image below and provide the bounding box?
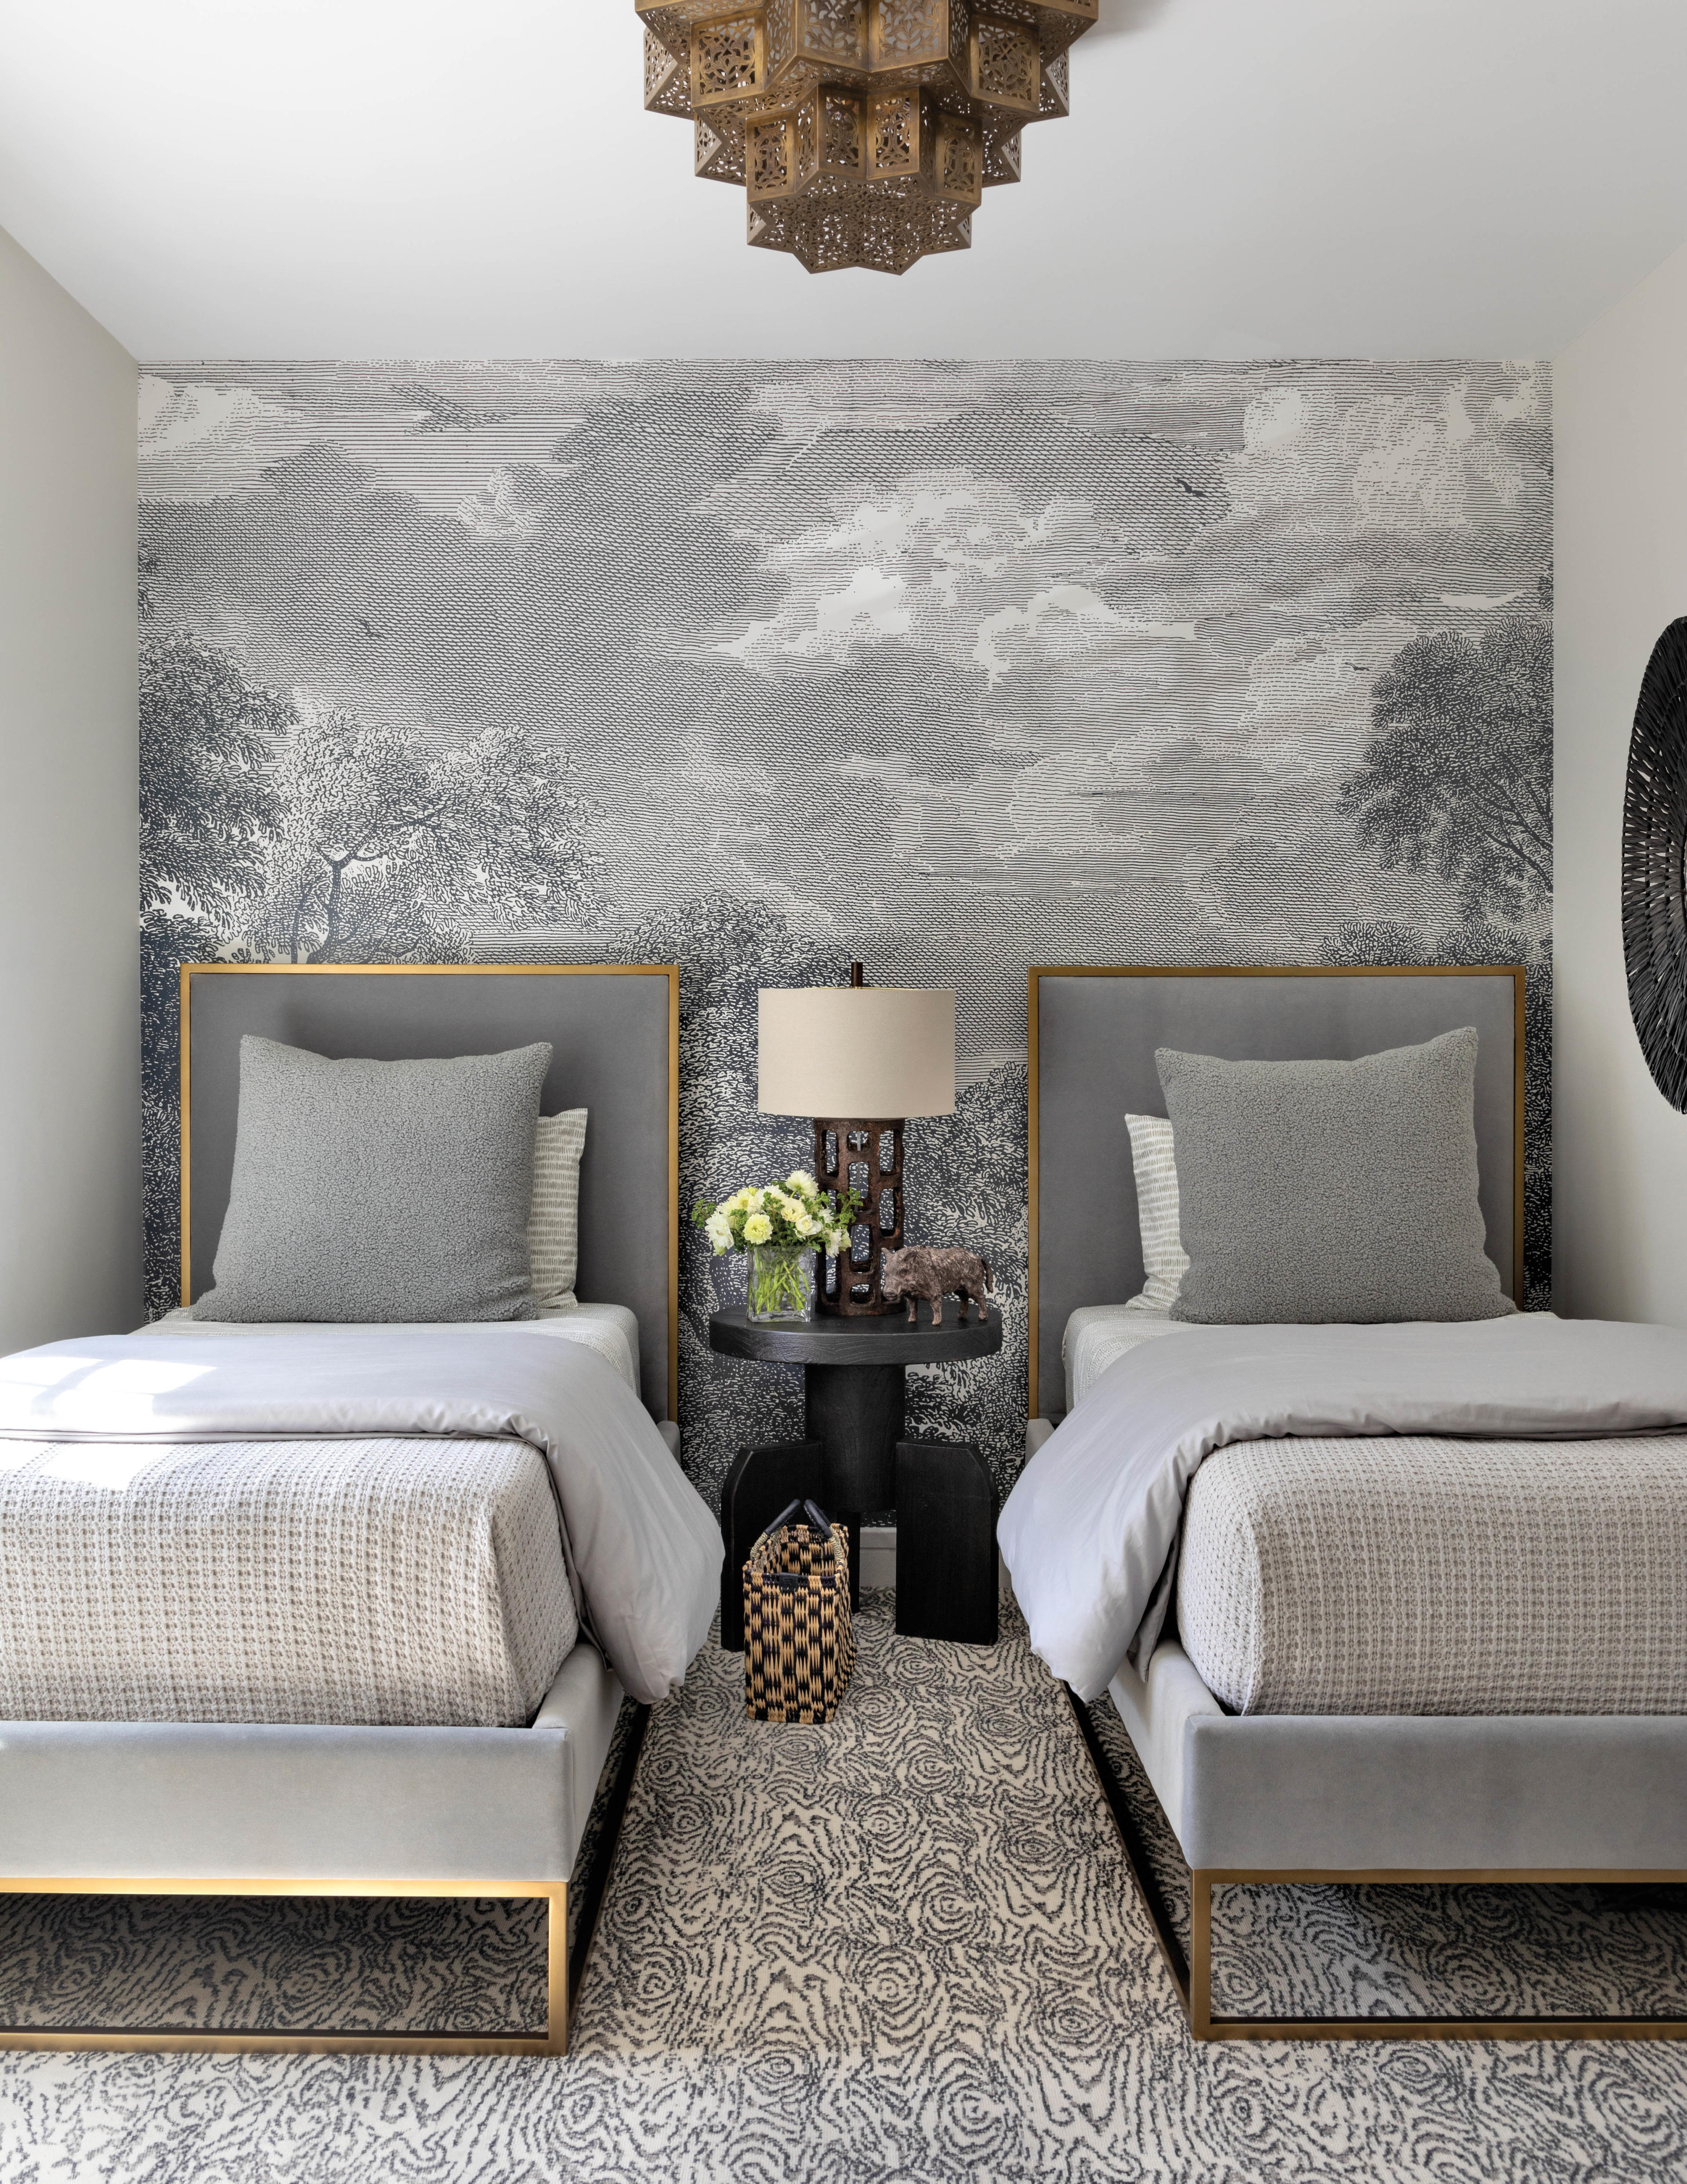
[0,1594,1683,2180]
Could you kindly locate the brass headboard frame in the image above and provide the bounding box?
[178,961,682,1421]
[1027,963,1528,1420]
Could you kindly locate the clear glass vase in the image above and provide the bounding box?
[746,1242,816,1322]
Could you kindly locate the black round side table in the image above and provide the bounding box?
[708,1302,1003,1511]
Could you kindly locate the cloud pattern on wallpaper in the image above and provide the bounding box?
[138,361,1553,1509]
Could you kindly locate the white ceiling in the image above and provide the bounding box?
[1,0,1683,361]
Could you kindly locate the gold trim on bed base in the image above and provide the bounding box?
[1026,963,1528,1419]
[177,960,683,1422]
[1064,1686,1687,2044]
[1188,1868,1687,2044]
[0,1877,569,2056]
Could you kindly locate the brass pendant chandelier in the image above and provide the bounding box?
[637,0,1099,275]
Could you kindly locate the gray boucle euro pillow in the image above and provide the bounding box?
[195,1036,551,1324]
[1156,1027,1513,1325]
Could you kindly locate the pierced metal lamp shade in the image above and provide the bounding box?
[638,0,1099,274]
[759,985,956,1313]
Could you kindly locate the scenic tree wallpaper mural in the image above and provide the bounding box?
[138,359,1553,1509]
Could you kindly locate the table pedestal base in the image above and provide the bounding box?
[804,1360,905,1514]
[894,1440,998,1646]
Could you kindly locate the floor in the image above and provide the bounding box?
[0,1594,1684,2181]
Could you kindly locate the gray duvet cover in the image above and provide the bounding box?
[998,1317,1687,1701]
[0,1327,722,1706]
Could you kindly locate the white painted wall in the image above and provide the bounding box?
[1555,235,1687,1323]
[0,223,141,1350]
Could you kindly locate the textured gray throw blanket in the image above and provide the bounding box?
[998,1317,1687,1700]
[0,1328,723,1706]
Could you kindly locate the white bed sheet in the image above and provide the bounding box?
[143,1299,643,1401]
[1062,1301,1190,1412]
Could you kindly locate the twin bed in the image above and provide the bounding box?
[1009,965,1687,2044]
[0,962,718,2058]
[5,958,1685,2057]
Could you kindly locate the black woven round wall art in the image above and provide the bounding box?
[1624,616,1687,1108]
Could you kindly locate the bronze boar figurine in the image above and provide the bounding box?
[878,1245,994,1327]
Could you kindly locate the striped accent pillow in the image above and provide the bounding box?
[1124,1113,1187,1315]
[528,1109,587,1310]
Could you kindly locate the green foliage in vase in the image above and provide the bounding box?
[744,1244,816,1320]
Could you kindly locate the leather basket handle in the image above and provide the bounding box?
[753,1498,833,1552]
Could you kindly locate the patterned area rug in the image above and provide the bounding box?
[1,1593,1685,2180]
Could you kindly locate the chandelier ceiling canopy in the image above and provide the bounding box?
[638,0,1099,275]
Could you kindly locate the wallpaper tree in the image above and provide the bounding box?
[1341,619,1552,925]
[1332,615,1554,1308]
[241,711,601,966]
[141,626,286,923]
[139,624,290,1310]
[137,360,1554,1487]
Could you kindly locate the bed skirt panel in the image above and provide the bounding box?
[1111,1644,1687,1873]
[0,1643,623,1887]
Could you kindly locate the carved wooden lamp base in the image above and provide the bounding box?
[814,1114,905,1316]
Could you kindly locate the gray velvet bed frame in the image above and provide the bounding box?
[0,962,681,2059]
[1028,965,1687,2045]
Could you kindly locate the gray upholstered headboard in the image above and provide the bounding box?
[180,964,680,1422]
[1028,965,1525,1420]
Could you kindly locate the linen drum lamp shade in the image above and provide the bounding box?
[757,988,957,1120]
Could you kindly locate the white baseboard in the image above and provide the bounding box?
[860,1525,896,1589]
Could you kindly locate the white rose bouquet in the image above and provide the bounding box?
[690,1170,862,1262]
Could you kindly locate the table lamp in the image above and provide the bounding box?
[758,964,956,1316]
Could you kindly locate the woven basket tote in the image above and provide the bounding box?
[743,1498,856,1723]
